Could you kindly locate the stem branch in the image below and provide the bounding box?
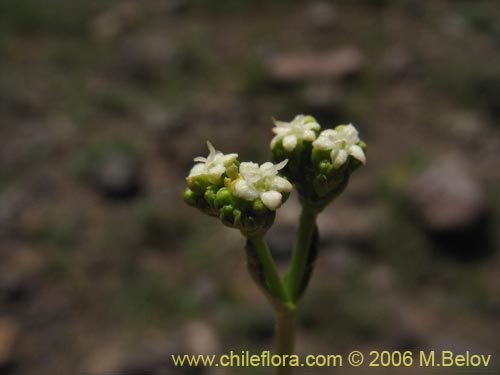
[285,206,318,302]
[248,236,288,303]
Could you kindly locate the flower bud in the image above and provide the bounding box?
[272,119,367,211]
[184,142,291,236]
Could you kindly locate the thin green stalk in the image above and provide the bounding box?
[285,206,318,302]
[274,307,296,375]
[248,236,288,303]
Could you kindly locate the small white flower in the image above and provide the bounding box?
[233,160,292,210]
[312,124,366,168]
[187,141,238,183]
[271,114,321,152]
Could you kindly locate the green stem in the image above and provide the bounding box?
[274,307,296,375]
[248,236,288,303]
[285,206,318,302]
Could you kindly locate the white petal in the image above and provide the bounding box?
[208,164,225,177]
[312,135,332,150]
[270,136,279,149]
[260,191,283,210]
[273,159,288,172]
[303,129,316,141]
[331,149,348,168]
[349,145,366,164]
[188,163,206,177]
[271,176,292,192]
[272,119,290,128]
[239,162,259,175]
[206,141,217,162]
[234,179,259,200]
[292,114,305,123]
[305,122,321,131]
[260,162,275,171]
[220,153,238,166]
[338,124,359,144]
[282,135,297,152]
[193,156,207,163]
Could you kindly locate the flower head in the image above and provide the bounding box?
[312,124,366,168]
[271,115,320,152]
[233,160,292,210]
[187,141,238,185]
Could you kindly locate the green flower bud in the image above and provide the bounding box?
[214,187,235,209]
[183,188,197,206]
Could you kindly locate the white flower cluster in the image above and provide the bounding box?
[271,115,320,152]
[187,141,238,183]
[233,160,292,211]
[313,124,366,168]
[187,142,292,211]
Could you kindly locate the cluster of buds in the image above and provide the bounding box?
[183,142,292,237]
[271,115,366,211]
[184,116,366,233]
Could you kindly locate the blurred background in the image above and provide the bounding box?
[0,0,499,374]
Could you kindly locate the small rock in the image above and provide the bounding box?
[301,82,342,115]
[141,106,187,134]
[305,1,338,31]
[0,190,28,239]
[405,156,486,231]
[118,34,181,83]
[366,264,395,292]
[84,342,129,375]
[93,151,142,200]
[84,336,180,375]
[317,206,379,247]
[325,246,356,276]
[440,111,487,147]
[183,321,219,356]
[0,317,20,367]
[404,155,491,258]
[0,247,43,301]
[190,276,219,308]
[91,2,142,41]
[267,224,294,262]
[381,46,415,78]
[266,47,364,83]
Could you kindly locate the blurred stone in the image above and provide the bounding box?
[26,288,72,327]
[0,247,43,301]
[266,47,364,83]
[305,1,338,31]
[0,190,28,239]
[164,0,189,14]
[183,321,219,356]
[440,111,487,147]
[366,264,395,292]
[267,224,294,262]
[317,205,379,247]
[381,46,415,78]
[93,152,141,200]
[91,2,142,41]
[404,155,491,258]
[142,106,187,134]
[84,342,127,375]
[235,309,275,343]
[190,275,218,308]
[405,156,486,231]
[0,317,20,367]
[325,246,356,276]
[119,35,181,82]
[84,336,184,375]
[388,300,430,351]
[301,82,341,115]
